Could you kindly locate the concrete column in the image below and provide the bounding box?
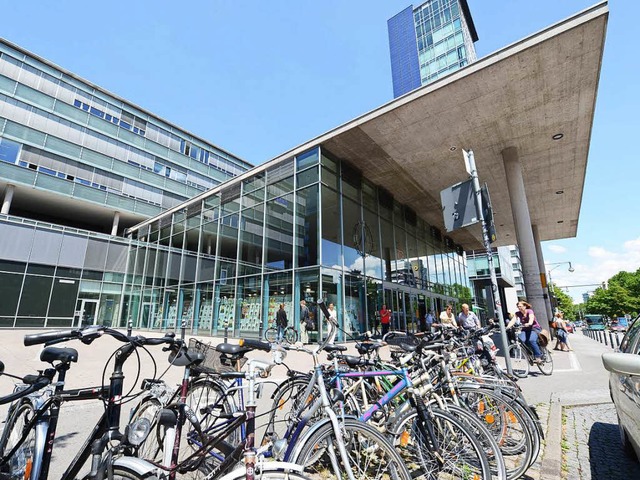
[1,184,15,215]
[111,211,120,236]
[502,147,549,328]
[532,224,554,323]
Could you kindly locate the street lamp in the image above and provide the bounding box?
[546,262,574,315]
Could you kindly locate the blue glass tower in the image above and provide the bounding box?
[388,0,478,97]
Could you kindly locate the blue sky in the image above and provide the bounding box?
[1,0,634,303]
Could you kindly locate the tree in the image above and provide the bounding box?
[585,284,640,319]
[550,283,577,320]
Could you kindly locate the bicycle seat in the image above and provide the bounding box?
[216,343,253,358]
[169,348,205,367]
[40,347,78,364]
[324,344,348,353]
[355,342,382,355]
[339,355,374,368]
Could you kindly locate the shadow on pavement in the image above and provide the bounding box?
[589,421,640,479]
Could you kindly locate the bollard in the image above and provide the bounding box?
[603,330,608,346]
[616,332,621,348]
[597,330,602,343]
[609,331,614,348]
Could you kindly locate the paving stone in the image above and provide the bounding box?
[561,403,640,479]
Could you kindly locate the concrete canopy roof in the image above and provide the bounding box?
[129,3,608,252]
[319,1,608,250]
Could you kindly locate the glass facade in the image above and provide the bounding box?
[389,0,478,97]
[124,147,471,339]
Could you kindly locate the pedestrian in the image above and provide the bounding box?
[425,310,435,333]
[457,303,481,330]
[437,304,458,330]
[276,303,287,342]
[380,304,391,336]
[512,300,543,363]
[328,302,337,324]
[553,312,572,352]
[300,300,310,344]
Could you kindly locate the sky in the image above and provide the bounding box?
[0,0,635,303]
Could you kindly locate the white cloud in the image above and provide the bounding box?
[547,244,567,253]
[550,236,640,302]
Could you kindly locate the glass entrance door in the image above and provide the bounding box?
[75,299,98,327]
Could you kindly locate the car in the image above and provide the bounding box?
[611,317,630,333]
[585,314,606,330]
[602,314,640,460]
[565,322,574,333]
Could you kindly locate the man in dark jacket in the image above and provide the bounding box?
[276,304,288,342]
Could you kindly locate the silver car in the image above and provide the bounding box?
[602,314,640,460]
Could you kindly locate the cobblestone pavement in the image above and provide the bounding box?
[563,403,640,479]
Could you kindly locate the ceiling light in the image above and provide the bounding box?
[556,190,564,194]
[552,133,564,140]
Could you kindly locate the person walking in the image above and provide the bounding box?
[513,300,543,363]
[437,304,458,330]
[300,300,310,344]
[380,304,391,336]
[553,312,572,351]
[276,303,288,342]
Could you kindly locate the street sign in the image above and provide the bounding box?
[440,179,478,232]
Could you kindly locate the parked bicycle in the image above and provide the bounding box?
[507,326,554,377]
[0,326,176,480]
[263,324,298,345]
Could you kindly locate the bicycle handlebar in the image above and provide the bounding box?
[24,329,79,346]
[24,326,177,348]
[239,338,272,352]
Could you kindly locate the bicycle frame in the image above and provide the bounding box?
[2,341,154,480]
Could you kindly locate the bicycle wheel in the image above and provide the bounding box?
[265,327,278,343]
[285,328,298,344]
[537,346,554,376]
[294,417,411,479]
[0,401,37,479]
[445,404,507,480]
[456,388,535,480]
[181,379,240,475]
[129,397,163,462]
[507,343,529,378]
[392,407,492,479]
[265,374,315,441]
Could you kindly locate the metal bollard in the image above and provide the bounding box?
[616,332,621,348]
[603,330,608,346]
[597,330,602,343]
[609,331,614,348]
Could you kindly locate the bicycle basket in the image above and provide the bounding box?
[188,338,247,373]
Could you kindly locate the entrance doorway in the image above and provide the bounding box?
[75,299,98,327]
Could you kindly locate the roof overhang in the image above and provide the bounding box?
[129,2,608,251]
[320,1,608,250]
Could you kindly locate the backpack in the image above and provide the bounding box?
[305,316,317,331]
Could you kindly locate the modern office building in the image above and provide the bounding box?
[388,0,478,97]
[123,147,471,339]
[0,38,251,328]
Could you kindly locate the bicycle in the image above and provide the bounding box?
[130,324,311,480]
[258,302,412,480]
[264,324,298,345]
[0,326,176,480]
[507,327,553,377]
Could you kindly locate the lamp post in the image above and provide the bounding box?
[546,261,574,317]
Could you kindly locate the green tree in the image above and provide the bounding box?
[550,283,577,320]
[609,268,640,299]
[585,284,639,319]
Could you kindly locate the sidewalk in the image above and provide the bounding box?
[512,330,640,479]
